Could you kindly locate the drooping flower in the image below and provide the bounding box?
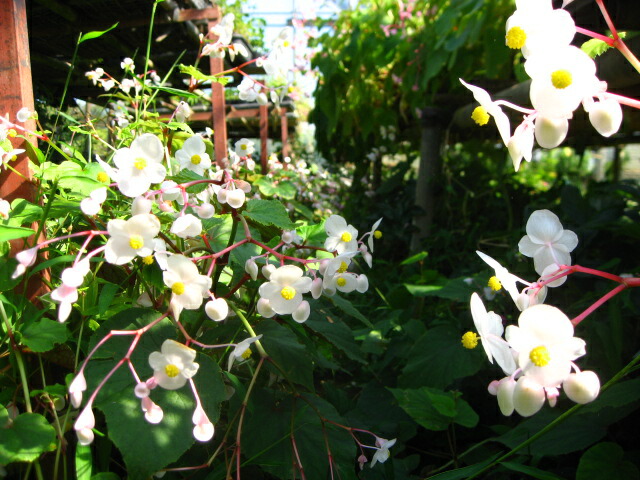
[258,265,312,315]
[324,215,358,254]
[370,437,396,468]
[112,134,166,197]
[228,335,262,370]
[505,304,586,388]
[148,339,199,390]
[105,214,161,265]
[585,97,623,138]
[80,187,108,216]
[176,135,211,176]
[205,297,229,322]
[469,293,517,375]
[68,372,87,408]
[170,214,202,238]
[192,404,215,442]
[563,370,600,404]
[508,117,535,172]
[518,209,578,275]
[460,79,511,146]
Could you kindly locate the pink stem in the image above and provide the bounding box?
[571,283,627,326]
[575,26,614,45]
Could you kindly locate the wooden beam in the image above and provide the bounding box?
[260,104,268,173]
[209,14,228,166]
[176,7,221,22]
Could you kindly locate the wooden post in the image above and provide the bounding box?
[0,0,37,204]
[280,106,291,158]
[259,104,268,173]
[207,8,228,167]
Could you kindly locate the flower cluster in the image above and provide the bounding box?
[465,209,600,416]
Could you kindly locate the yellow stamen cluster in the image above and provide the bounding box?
[471,106,490,126]
[336,277,347,287]
[506,26,526,49]
[281,286,296,300]
[488,276,502,292]
[340,232,352,243]
[129,234,144,250]
[374,230,382,239]
[142,255,154,265]
[190,154,202,165]
[337,261,348,274]
[241,144,247,151]
[165,364,180,377]
[134,157,147,170]
[97,171,109,183]
[551,70,572,89]
[7,129,17,138]
[172,282,185,295]
[529,346,551,367]
[461,331,479,349]
[241,348,252,360]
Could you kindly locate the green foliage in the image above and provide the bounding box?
[0,411,56,464]
[242,198,296,229]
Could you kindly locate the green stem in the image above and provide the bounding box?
[229,303,268,358]
[141,0,161,120]
[465,353,640,479]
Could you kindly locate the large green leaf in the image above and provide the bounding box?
[254,177,297,200]
[399,325,484,389]
[389,387,478,431]
[0,413,56,464]
[242,198,296,230]
[84,308,227,478]
[577,442,639,480]
[0,225,36,242]
[20,318,69,353]
[306,310,367,364]
[404,277,475,303]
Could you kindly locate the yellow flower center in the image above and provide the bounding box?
[129,234,144,250]
[529,345,551,367]
[241,348,252,360]
[172,282,185,295]
[288,86,295,93]
[488,276,502,292]
[241,144,247,150]
[280,286,296,300]
[142,255,154,265]
[337,261,348,273]
[461,331,479,349]
[134,157,147,170]
[374,230,382,239]
[336,277,347,287]
[471,106,490,126]
[190,154,201,165]
[506,26,526,49]
[551,70,572,89]
[340,232,352,243]
[283,40,291,48]
[97,171,109,183]
[7,129,17,138]
[164,364,180,377]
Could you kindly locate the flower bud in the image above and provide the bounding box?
[134,382,150,399]
[292,300,310,323]
[226,189,245,209]
[588,98,622,138]
[74,406,95,431]
[194,203,215,219]
[216,188,228,204]
[205,298,229,322]
[513,377,545,417]
[69,372,87,408]
[262,264,276,280]
[257,298,275,318]
[534,116,568,149]
[311,277,323,299]
[245,259,258,280]
[76,428,95,446]
[170,214,202,238]
[356,274,369,293]
[282,230,294,244]
[496,377,516,416]
[563,371,600,404]
[141,397,164,424]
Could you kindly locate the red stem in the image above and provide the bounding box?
[571,283,627,326]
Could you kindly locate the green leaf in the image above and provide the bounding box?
[20,319,69,353]
[0,225,36,242]
[58,175,105,196]
[85,309,227,478]
[254,177,297,200]
[146,85,203,100]
[90,474,120,480]
[577,442,639,480]
[581,38,612,58]
[306,311,367,364]
[501,461,567,480]
[0,413,56,464]
[328,295,374,328]
[389,387,478,431]
[75,444,93,480]
[400,251,428,265]
[179,64,230,85]
[404,276,475,303]
[170,169,209,194]
[242,199,296,230]
[399,325,484,389]
[79,22,119,43]
[7,199,43,227]
[426,454,501,479]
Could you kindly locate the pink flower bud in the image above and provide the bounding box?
[292,300,310,323]
[69,372,87,408]
[513,377,545,417]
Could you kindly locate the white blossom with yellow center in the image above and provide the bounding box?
[460,79,511,147]
[105,214,161,265]
[148,339,199,390]
[163,254,212,313]
[112,133,166,197]
[324,215,358,254]
[234,138,255,157]
[258,264,312,315]
[176,135,212,176]
[470,293,516,375]
[505,304,586,388]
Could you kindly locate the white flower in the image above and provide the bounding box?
[16,107,32,123]
[0,199,10,219]
[245,259,259,280]
[505,304,586,388]
[476,251,530,305]
[194,203,215,219]
[176,135,211,176]
[258,265,312,315]
[365,218,383,253]
[80,187,107,216]
[141,397,164,424]
[12,247,38,279]
[518,209,578,275]
[163,254,212,312]
[68,372,87,408]
[235,138,255,157]
[257,298,276,318]
[121,57,135,71]
[563,370,600,404]
[470,293,517,375]
[292,300,310,323]
[238,77,261,102]
[113,134,166,197]
[370,437,396,468]
[205,298,229,322]
[170,214,202,238]
[226,188,245,209]
[460,79,511,146]
[148,339,199,390]
[512,376,546,416]
[505,0,575,58]
[175,101,193,123]
[74,406,95,445]
[585,97,623,138]
[526,46,599,119]
[131,196,152,215]
[324,215,358,254]
[192,405,214,442]
[105,214,161,265]
[534,116,569,149]
[228,335,262,370]
[508,118,535,172]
